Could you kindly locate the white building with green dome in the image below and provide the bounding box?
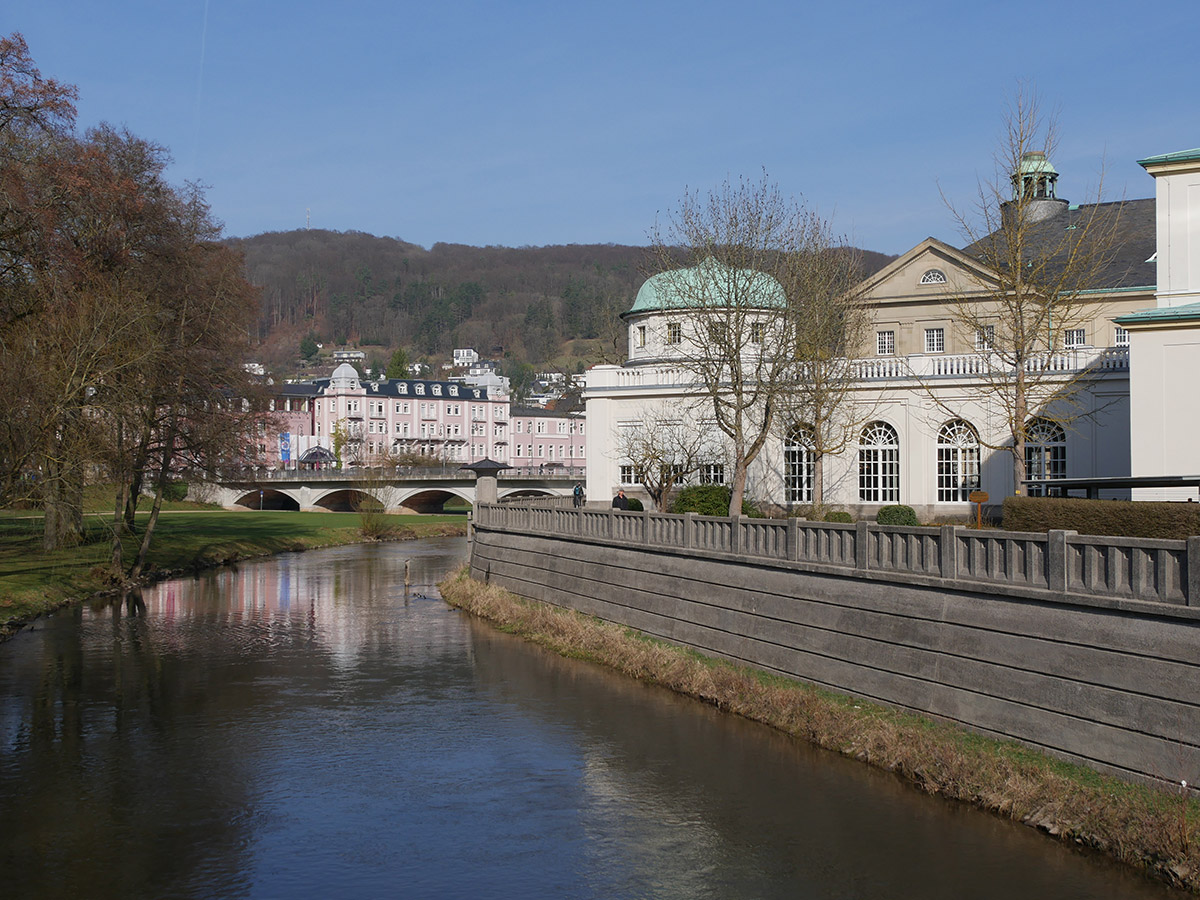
[586,147,1200,516]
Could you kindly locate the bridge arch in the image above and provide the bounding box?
[232,488,301,511]
[393,488,472,514]
[498,488,556,502]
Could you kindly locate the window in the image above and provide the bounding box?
[784,426,815,503]
[859,422,900,503]
[637,325,647,348]
[936,420,980,502]
[557,422,568,434]
[924,328,945,353]
[415,384,425,395]
[920,269,947,285]
[750,321,766,343]
[1064,328,1086,349]
[876,330,895,356]
[536,421,546,434]
[666,322,682,344]
[698,463,725,485]
[1025,418,1066,497]
[975,325,995,351]
[619,464,639,485]
[1114,326,1130,347]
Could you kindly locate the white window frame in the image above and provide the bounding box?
[975,325,995,352]
[876,330,895,356]
[924,327,945,354]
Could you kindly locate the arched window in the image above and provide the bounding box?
[784,426,815,503]
[1025,418,1066,497]
[936,420,980,502]
[920,268,947,285]
[859,422,900,502]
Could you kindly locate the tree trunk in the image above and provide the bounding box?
[129,417,177,581]
[110,481,128,581]
[813,453,825,509]
[729,456,748,517]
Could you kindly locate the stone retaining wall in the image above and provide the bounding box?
[469,504,1200,785]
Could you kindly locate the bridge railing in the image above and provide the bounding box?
[472,502,1200,610]
[211,464,586,482]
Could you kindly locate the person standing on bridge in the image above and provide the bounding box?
[611,489,629,510]
[573,483,584,508]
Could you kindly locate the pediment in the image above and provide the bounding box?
[856,237,997,306]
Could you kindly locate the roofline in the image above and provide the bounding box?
[1138,148,1200,169]
[853,236,999,297]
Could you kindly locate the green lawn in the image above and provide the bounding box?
[0,509,466,632]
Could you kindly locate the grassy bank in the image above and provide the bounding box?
[438,566,1200,893]
[0,509,466,633]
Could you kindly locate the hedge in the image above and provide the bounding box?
[671,485,759,517]
[876,504,919,526]
[1003,496,1200,540]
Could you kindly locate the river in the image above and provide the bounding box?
[0,537,1187,898]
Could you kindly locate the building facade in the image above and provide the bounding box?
[586,149,1192,517]
[257,363,583,470]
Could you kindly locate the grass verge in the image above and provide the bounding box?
[0,510,466,634]
[438,565,1200,893]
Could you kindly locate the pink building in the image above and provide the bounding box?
[260,363,584,469]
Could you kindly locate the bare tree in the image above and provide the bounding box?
[776,241,875,510]
[938,85,1124,494]
[613,409,720,511]
[647,172,868,515]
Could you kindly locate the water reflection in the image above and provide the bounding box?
[0,538,1188,899]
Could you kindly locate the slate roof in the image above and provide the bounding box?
[278,378,492,401]
[963,198,1156,291]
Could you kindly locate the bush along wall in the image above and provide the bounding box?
[1003,496,1200,540]
[876,504,919,526]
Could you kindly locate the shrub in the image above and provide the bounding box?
[162,481,188,503]
[626,497,644,512]
[671,484,758,517]
[1003,496,1200,540]
[876,504,919,526]
[824,510,853,523]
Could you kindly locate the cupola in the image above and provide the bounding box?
[1006,151,1069,223]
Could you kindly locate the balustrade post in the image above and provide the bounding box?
[642,508,651,545]
[576,506,584,536]
[730,515,740,555]
[855,520,870,570]
[1188,537,1200,607]
[939,525,960,580]
[787,516,799,561]
[607,508,615,540]
[685,512,697,549]
[1047,530,1076,593]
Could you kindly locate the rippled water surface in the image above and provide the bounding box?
[0,537,1187,899]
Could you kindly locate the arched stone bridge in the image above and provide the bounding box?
[200,465,584,514]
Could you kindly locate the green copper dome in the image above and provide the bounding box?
[624,258,787,318]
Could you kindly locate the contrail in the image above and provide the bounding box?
[190,0,210,177]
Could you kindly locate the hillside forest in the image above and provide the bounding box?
[230,229,895,376]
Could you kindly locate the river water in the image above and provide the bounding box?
[0,537,1187,899]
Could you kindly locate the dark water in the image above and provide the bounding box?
[0,538,1187,899]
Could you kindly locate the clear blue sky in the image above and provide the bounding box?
[7,1,1195,255]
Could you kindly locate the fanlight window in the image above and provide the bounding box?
[920,269,947,285]
[1025,418,1066,497]
[936,420,981,502]
[858,421,900,502]
[784,426,815,503]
